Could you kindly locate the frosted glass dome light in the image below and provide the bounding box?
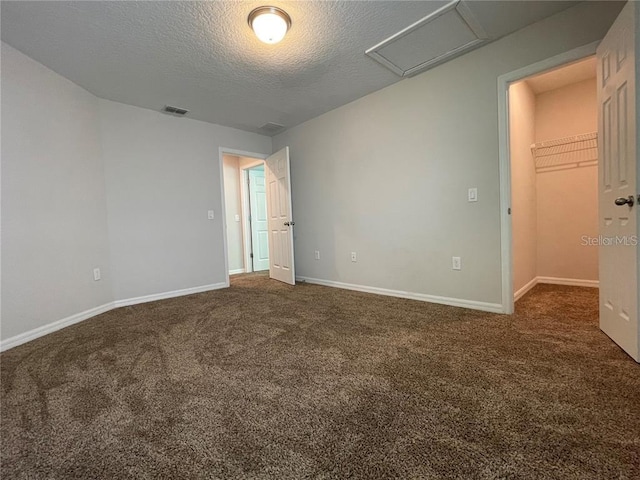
[248,6,291,44]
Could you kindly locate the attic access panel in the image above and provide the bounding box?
[366,0,488,78]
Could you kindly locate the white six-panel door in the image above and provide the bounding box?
[597,1,639,362]
[248,167,270,272]
[265,147,295,285]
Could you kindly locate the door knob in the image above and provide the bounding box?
[284,221,295,226]
[614,196,635,207]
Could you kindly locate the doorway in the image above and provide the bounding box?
[509,56,599,302]
[220,146,296,286]
[499,2,639,363]
[498,41,600,314]
[245,164,270,272]
[222,153,269,275]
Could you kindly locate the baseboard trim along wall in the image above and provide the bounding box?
[3,274,599,352]
[537,276,599,288]
[297,276,504,314]
[514,277,539,302]
[0,302,114,352]
[0,282,228,352]
[514,276,599,302]
[229,269,245,275]
[113,282,228,308]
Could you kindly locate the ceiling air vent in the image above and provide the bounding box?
[366,0,488,78]
[260,122,285,135]
[162,105,189,116]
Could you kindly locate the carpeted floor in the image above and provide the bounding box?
[1,274,639,479]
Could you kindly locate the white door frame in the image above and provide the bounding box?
[498,41,599,314]
[218,147,268,287]
[240,160,266,273]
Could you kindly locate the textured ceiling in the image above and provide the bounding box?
[526,56,597,94]
[1,1,580,134]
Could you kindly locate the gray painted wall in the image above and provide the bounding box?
[1,43,272,342]
[1,42,113,339]
[273,2,621,306]
[100,100,272,301]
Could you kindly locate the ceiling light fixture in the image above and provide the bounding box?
[248,6,291,44]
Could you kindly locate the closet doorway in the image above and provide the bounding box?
[244,164,269,272]
[508,56,599,301]
[222,154,269,275]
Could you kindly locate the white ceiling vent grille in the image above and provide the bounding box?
[366,0,488,78]
[260,122,285,135]
[162,105,189,116]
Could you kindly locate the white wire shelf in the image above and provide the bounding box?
[530,132,598,172]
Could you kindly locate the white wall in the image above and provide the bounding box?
[100,100,271,301]
[223,155,245,273]
[535,78,598,281]
[509,81,537,294]
[273,2,619,308]
[1,43,271,344]
[1,42,113,340]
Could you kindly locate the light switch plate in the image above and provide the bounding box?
[207,210,215,220]
[468,188,478,202]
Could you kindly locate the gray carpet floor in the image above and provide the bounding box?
[1,274,639,479]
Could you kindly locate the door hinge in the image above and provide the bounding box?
[508,207,511,215]
[250,253,254,258]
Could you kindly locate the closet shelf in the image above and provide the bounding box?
[530,132,598,171]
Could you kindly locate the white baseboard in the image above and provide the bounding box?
[229,269,245,275]
[537,276,599,288]
[514,277,538,302]
[0,302,114,352]
[113,282,228,308]
[1,282,228,352]
[297,276,504,314]
[514,276,599,302]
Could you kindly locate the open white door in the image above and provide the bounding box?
[265,147,295,285]
[248,167,269,271]
[597,1,639,362]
